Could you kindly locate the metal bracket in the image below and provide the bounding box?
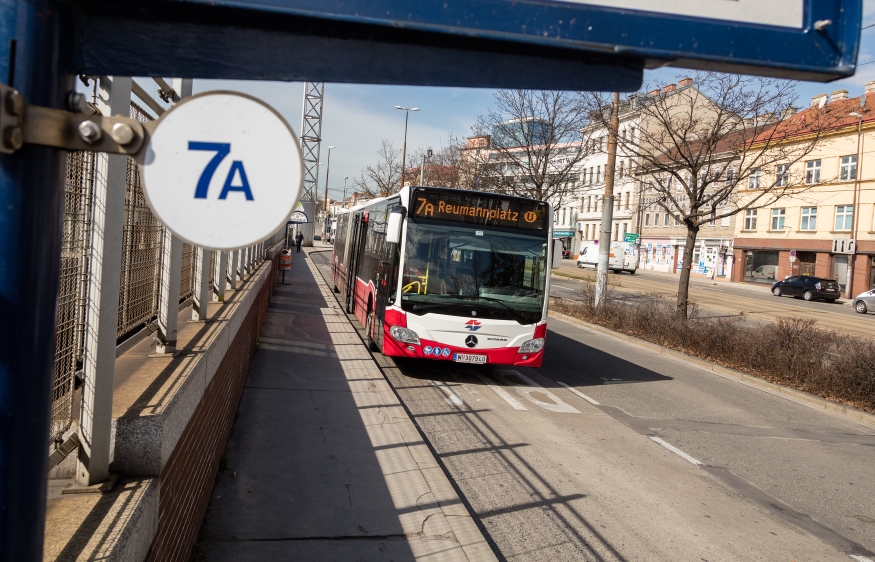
[0,83,151,156]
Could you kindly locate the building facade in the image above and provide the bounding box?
[733,85,875,298]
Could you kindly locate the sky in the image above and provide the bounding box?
[127,0,875,204]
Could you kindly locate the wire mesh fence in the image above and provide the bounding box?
[51,150,96,445]
[180,243,194,301]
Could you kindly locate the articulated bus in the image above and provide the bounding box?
[332,186,560,367]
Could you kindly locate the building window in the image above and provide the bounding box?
[770,208,785,231]
[726,167,734,184]
[708,211,716,227]
[776,164,788,187]
[743,209,757,230]
[654,212,660,226]
[840,155,857,181]
[613,223,619,241]
[625,192,630,209]
[596,166,601,183]
[622,222,628,236]
[721,209,730,227]
[664,213,670,227]
[800,207,817,231]
[805,160,821,184]
[644,213,650,227]
[675,215,681,227]
[748,168,761,189]
[835,205,853,231]
[647,181,653,194]
[616,196,621,211]
[619,161,624,178]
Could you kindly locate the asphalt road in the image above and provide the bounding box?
[555,261,875,338]
[310,250,875,562]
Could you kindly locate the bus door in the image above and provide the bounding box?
[344,211,368,313]
[373,232,399,350]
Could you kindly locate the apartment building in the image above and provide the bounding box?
[733,85,875,298]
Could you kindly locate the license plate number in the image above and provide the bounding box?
[453,353,487,364]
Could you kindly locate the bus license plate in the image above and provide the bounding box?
[453,353,487,364]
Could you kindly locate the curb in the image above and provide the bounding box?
[547,309,875,430]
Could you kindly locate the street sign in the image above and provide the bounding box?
[832,238,856,254]
[288,202,310,224]
[789,256,797,263]
[624,233,639,243]
[77,0,862,91]
[790,249,797,257]
[141,92,303,250]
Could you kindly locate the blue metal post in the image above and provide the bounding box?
[0,1,71,560]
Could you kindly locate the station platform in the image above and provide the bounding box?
[198,247,495,561]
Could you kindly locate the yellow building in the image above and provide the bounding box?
[733,86,875,298]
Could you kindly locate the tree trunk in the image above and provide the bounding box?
[676,225,700,317]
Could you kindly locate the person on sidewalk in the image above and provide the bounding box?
[295,231,303,253]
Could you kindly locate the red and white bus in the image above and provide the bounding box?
[332,186,559,367]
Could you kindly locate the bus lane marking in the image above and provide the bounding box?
[649,436,702,466]
[557,381,600,405]
[495,370,580,414]
[475,374,527,411]
[429,380,465,407]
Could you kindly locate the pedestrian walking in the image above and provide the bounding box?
[295,231,303,253]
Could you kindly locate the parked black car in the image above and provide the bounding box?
[771,275,841,302]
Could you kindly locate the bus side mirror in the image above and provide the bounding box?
[552,239,563,269]
[386,206,406,244]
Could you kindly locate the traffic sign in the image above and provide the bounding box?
[624,232,639,243]
[790,249,797,257]
[140,92,303,250]
[288,202,310,224]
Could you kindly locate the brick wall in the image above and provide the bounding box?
[145,256,277,562]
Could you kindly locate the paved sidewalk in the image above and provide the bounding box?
[201,249,495,561]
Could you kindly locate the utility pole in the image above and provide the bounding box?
[848,111,863,299]
[595,92,620,306]
[322,145,335,240]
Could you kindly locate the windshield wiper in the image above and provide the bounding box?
[454,295,534,324]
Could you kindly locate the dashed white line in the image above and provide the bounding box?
[476,374,527,410]
[650,436,703,466]
[429,380,465,406]
[557,382,600,405]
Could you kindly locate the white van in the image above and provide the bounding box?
[576,242,638,274]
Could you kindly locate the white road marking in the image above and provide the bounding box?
[850,556,874,562]
[429,380,464,407]
[495,370,580,414]
[650,436,703,466]
[476,374,527,410]
[557,382,600,405]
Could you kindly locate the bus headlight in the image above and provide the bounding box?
[518,338,545,353]
[390,325,421,345]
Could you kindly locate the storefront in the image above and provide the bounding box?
[641,238,674,272]
[742,250,779,284]
[553,230,575,257]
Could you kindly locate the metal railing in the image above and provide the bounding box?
[47,78,277,471]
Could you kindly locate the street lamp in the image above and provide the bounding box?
[343,176,348,207]
[323,145,336,240]
[395,106,419,188]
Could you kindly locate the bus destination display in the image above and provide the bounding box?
[411,190,548,231]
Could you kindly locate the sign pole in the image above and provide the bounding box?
[0,3,72,559]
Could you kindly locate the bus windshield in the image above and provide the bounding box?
[399,221,548,323]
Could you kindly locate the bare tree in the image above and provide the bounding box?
[585,72,836,316]
[407,134,465,188]
[352,139,402,198]
[471,90,591,206]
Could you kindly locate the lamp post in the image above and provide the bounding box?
[848,112,864,298]
[395,106,419,188]
[343,176,349,208]
[323,145,336,240]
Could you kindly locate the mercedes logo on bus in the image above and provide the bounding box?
[465,335,478,348]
